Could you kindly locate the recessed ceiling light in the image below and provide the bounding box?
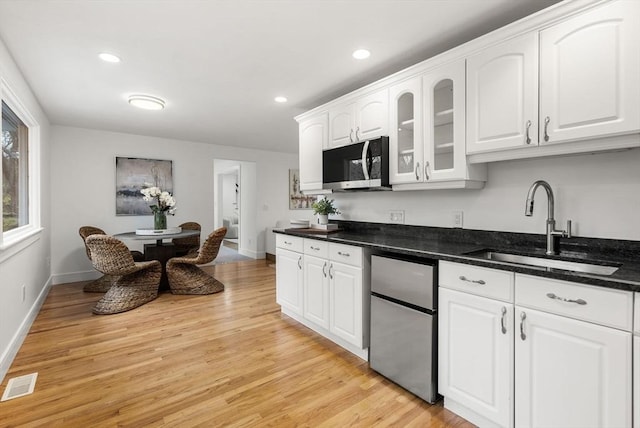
[352,49,371,60]
[98,52,121,63]
[274,96,288,103]
[128,94,166,110]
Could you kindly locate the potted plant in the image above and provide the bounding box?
[311,197,340,225]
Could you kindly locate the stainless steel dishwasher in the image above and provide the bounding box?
[369,254,438,403]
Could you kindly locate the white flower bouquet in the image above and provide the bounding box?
[140,185,176,215]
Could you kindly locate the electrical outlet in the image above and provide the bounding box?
[452,211,464,228]
[389,210,405,224]
[21,284,26,302]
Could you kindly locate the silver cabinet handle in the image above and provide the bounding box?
[329,263,334,279]
[297,256,302,270]
[520,311,527,341]
[546,292,587,305]
[310,246,320,251]
[355,126,360,142]
[415,162,421,181]
[501,307,507,334]
[349,128,354,143]
[322,261,327,278]
[459,275,486,285]
[544,116,550,142]
[337,251,350,257]
[424,161,430,181]
[284,241,292,245]
[525,120,532,144]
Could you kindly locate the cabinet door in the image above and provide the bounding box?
[299,113,328,191]
[389,77,423,184]
[439,288,514,428]
[424,59,467,181]
[329,261,363,347]
[539,0,640,144]
[515,307,632,428]
[275,248,304,315]
[467,32,538,153]
[634,336,639,428]
[329,103,355,148]
[303,255,330,329]
[356,89,388,141]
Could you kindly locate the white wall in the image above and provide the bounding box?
[50,125,300,283]
[329,147,640,241]
[0,38,51,382]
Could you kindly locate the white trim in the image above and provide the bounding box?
[0,227,42,263]
[0,276,52,384]
[1,77,42,249]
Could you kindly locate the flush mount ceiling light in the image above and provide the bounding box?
[352,49,371,60]
[274,96,288,103]
[98,52,121,63]
[128,94,166,110]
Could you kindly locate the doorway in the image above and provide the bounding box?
[213,159,257,259]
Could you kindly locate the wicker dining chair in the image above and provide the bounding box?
[166,227,227,295]
[85,235,162,314]
[79,226,145,292]
[172,221,201,256]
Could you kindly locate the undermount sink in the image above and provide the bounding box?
[464,250,621,276]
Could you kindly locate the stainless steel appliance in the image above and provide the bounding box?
[322,136,390,191]
[369,254,438,403]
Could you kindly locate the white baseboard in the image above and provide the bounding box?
[0,276,52,384]
[238,249,265,259]
[51,269,100,285]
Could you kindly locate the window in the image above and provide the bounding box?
[1,79,40,250]
[2,101,29,232]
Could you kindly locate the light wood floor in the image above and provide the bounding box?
[0,260,473,427]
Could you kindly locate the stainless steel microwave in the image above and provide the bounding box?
[322,136,390,191]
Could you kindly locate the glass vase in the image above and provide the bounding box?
[154,211,167,230]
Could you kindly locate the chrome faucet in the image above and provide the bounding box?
[525,180,572,255]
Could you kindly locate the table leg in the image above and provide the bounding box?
[144,243,176,292]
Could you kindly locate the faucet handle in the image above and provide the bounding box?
[565,220,572,238]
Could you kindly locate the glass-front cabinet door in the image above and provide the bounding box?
[389,77,423,184]
[424,59,467,181]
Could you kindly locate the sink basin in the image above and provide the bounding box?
[464,250,620,276]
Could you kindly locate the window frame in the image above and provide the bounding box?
[1,77,42,252]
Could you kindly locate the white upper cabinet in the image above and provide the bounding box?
[329,89,388,148]
[391,60,486,188]
[389,77,423,184]
[467,32,539,154]
[539,0,640,144]
[424,59,471,182]
[298,113,328,192]
[467,0,640,161]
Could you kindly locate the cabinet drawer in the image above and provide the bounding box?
[276,234,303,253]
[439,261,514,302]
[634,293,640,334]
[329,243,362,268]
[304,238,329,258]
[515,274,633,331]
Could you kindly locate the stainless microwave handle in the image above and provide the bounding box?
[361,140,370,180]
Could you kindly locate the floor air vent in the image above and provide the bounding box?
[1,372,38,401]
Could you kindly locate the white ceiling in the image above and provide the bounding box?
[0,0,560,154]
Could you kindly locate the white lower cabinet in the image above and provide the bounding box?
[276,235,370,359]
[303,254,330,329]
[439,261,634,428]
[439,287,513,428]
[329,261,364,347]
[634,292,639,428]
[514,306,632,428]
[275,244,304,316]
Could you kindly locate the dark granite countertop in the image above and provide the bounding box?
[274,221,640,293]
